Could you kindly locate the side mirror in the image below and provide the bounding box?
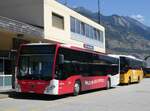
[59,54,64,64]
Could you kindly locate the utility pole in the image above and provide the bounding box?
[98,0,101,24]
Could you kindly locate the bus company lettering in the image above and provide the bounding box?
[84,79,104,86]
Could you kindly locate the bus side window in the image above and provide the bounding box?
[57,47,93,77]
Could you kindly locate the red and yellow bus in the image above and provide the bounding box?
[15,43,119,96]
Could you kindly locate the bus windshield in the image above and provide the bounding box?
[17,45,56,80]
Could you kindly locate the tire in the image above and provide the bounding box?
[73,81,81,96]
[138,76,141,83]
[106,79,111,89]
[128,77,131,85]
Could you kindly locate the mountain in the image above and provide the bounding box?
[74,7,150,59]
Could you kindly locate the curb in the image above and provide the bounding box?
[0,89,14,99]
[0,94,9,99]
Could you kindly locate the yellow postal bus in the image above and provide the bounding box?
[108,55,144,84]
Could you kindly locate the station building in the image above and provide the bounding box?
[0,0,105,89]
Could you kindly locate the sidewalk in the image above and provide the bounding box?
[0,89,14,99]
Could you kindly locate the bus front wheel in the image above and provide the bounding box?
[73,81,81,96]
[106,79,111,89]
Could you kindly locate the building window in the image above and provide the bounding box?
[94,29,100,41]
[71,17,76,32]
[70,16,104,43]
[97,31,101,41]
[85,24,90,38]
[52,13,64,30]
[81,22,85,35]
[92,27,95,39]
[99,31,103,42]
[94,28,97,40]
[76,19,81,34]
[89,26,94,39]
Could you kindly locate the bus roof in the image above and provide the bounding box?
[21,43,106,55]
[108,54,144,61]
[22,43,55,46]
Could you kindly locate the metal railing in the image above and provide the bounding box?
[0,16,44,37]
[0,74,12,90]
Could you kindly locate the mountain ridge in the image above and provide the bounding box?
[74,7,150,59]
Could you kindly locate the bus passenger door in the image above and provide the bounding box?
[132,70,138,82]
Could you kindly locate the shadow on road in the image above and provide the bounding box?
[1,87,116,101]
[8,92,70,101]
[119,82,140,86]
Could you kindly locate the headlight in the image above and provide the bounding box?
[15,83,21,92]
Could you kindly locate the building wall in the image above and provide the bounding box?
[0,31,13,51]
[0,0,44,27]
[44,0,106,53]
[0,0,106,53]
[0,30,46,51]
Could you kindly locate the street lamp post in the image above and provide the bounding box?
[64,0,67,5]
[98,0,101,24]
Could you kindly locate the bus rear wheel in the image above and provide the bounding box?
[73,81,81,96]
[128,77,131,84]
[138,76,141,83]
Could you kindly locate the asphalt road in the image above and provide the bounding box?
[0,79,150,111]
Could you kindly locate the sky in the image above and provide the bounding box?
[58,0,150,26]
